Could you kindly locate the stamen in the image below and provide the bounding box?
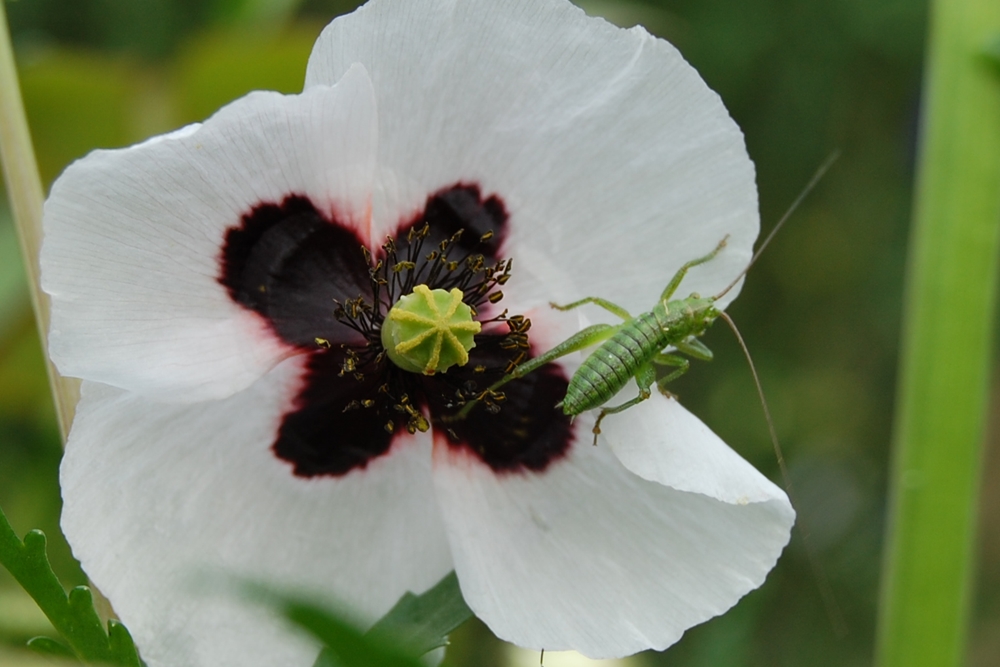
[321,226,532,431]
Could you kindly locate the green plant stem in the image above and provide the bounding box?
[876,1,1000,666]
[0,1,79,440]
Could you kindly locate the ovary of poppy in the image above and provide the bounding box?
[40,1,794,666]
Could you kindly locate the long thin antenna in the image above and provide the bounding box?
[719,311,847,639]
[716,150,841,299]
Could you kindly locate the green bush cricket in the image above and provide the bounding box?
[446,153,839,450]
[445,153,844,637]
[446,236,729,444]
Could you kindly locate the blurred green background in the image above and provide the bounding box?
[1,0,997,665]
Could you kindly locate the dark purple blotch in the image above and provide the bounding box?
[218,184,572,477]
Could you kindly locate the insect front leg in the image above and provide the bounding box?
[591,363,656,446]
[654,338,713,395]
[675,337,713,361]
[550,296,632,321]
[658,236,729,302]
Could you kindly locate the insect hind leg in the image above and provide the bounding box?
[442,323,618,423]
[591,391,653,446]
[590,363,656,446]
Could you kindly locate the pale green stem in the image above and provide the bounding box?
[876,0,1000,666]
[0,2,79,440]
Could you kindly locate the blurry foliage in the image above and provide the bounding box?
[1,0,997,666]
[18,52,140,183]
[7,0,221,59]
[5,0,311,59]
[171,23,322,123]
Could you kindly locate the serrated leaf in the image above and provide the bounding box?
[366,572,473,655]
[107,621,143,667]
[26,636,76,658]
[0,505,143,666]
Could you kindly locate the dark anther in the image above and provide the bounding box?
[507,315,531,334]
[407,222,430,242]
[466,255,485,272]
[386,394,430,435]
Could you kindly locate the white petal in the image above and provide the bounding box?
[306,0,757,317]
[61,361,452,667]
[601,393,790,506]
[42,64,378,401]
[432,421,794,658]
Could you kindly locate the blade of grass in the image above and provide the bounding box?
[0,1,80,440]
[876,0,1000,666]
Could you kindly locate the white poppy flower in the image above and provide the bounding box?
[40,0,794,666]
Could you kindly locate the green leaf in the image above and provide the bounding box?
[366,572,473,655]
[26,636,76,658]
[256,573,473,667]
[311,648,342,667]
[263,593,422,667]
[107,621,143,667]
[0,505,143,666]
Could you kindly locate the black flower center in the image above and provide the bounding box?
[218,184,573,477]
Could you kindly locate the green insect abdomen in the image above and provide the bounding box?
[562,311,667,415]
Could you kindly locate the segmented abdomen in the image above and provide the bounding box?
[562,311,667,415]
